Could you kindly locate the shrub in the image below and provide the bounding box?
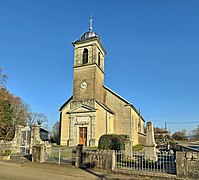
[98,134,128,150]
[0,149,12,156]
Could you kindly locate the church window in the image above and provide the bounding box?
[83,48,88,64]
[98,52,100,66]
[138,119,141,132]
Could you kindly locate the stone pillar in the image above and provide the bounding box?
[11,125,24,153]
[32,144,45,163]
[89,115,96,146]
[68,117,74,146]
[145,121,157,162]
[75,144,83,167]
[30,124,43,154]
[124,138,132,157]
[105,150,115,171]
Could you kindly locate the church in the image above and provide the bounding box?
[59,18,146,147]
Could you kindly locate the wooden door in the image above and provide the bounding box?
[79,127,87,146]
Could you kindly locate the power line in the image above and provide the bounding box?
[168,121,199,124]
[154,121,199,124]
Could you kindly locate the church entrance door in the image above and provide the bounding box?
[79,127,87,146]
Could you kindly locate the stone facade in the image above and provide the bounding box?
[60,23,145,147]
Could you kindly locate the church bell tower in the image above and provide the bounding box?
[72,17,106,102]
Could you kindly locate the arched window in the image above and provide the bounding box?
[98,52,100,66]
[83,48,88,64]
[138,119,141,132]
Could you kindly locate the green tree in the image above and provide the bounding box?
[172,130,186,141]
[0,69,29,140]
[0,88,28,140]
[154,127,164,133]
[0,68,47,140]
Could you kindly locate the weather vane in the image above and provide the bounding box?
[89,15,93,32]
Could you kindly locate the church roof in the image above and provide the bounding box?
[103,85,145,122]
[59,96,114,115]
[72,17,106,54]
[80,31,100,40]
[95,99,115,114]
[67,104,97,114]
[79,16,100,41]
[59,96,73,111]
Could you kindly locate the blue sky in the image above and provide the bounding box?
[0,0,199,134]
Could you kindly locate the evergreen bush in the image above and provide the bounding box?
[98,134,128,150]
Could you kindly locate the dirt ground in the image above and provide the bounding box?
[0,161,140,180]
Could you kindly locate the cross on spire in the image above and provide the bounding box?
[89,15,93,32]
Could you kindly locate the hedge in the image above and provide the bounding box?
[98,134,129,150]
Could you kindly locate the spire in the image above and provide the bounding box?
[89,15,93,32]
[79,16,100,40]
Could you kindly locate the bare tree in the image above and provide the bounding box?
[0,68,7,88]
[27,112,48,127]
[51,121,60,143]
[192,125,199,140]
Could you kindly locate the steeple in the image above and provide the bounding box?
[80,16,100,40]
[72,17,106,102]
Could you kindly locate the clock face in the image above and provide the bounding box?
[80,82,87,89]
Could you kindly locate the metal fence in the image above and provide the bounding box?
[45,147,76,165]
[115,150,176,174]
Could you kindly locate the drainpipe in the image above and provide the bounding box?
[106,111,108,134]
[90,115,92,145]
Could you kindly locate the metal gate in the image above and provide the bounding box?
[45,147,76,165]
[20,126,31,155]
[115,150,176,174]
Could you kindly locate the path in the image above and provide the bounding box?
[0,161,99,180]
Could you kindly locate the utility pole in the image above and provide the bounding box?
[165,122,167,142]
[165,122,167,131]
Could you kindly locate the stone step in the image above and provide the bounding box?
[10,154,32,163]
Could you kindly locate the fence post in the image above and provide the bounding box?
[75,144,83,167]
[58,149,61,164]
[111,150,115,170]
[125,138,132,157]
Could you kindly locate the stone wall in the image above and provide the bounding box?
[176,151,199,179]
[103,86,145,146]
[0,124,51,155]
[0,141,12,152]
[59,103,70,146]
[173,143,199,152]
[81,149,115,170]
[138,132,146,144]
[0,125,23,154]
